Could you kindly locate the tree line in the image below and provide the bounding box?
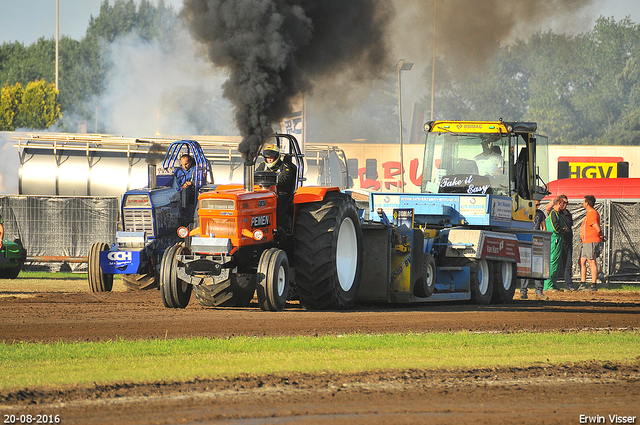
[0,0,176,132]
[425,16,640,145]
[1,1,639,145]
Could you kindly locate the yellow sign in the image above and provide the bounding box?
[431,121,506,133]
[557,157,626,179]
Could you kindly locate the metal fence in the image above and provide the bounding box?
[566,200,640,284]
[0,196,119,271]
[1,195,638,280]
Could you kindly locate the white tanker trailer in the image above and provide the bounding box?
[14,133,353,197]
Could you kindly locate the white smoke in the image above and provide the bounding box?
[94,27,236,137]
[0,131,22,194]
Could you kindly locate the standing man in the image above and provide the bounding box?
[520,199,546,300]
[546,195,574,290]
[579,195,603,291]
[544,196,569,292]
[558,195,575,291]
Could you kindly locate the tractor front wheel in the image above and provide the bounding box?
[256,248,290,311]
[88,242,113,292]
[293,192,363,310]
[4,239,25,279]
[160,244,192,308]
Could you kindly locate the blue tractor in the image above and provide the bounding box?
[88,140,212,292]
[357,120,553,305]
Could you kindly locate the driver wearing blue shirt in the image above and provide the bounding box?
[175,154,197,189]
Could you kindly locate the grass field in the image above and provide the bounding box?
[2,331,639,391]
[3,272,639,393]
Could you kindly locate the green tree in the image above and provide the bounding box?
[1,1,178,131]
[0,83,23,130]
[16,80,61,129]
[421,16,640,145]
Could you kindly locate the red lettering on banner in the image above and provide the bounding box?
[383,161,403,190]
[357,167,381,190]
[355,158,422,190]
[409,158,423,187]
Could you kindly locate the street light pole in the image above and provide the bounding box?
[397,59,413,193]
[55,0,59,91]
[430,0,437,120]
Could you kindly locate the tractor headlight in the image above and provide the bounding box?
[177,226,189,238]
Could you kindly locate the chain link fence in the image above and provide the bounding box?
[0,196,119,271]
[1,195,638,280]
[566,200,640,284]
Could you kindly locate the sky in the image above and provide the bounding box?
[1,0,640,45]
[1,0,640,195]
[0,0,183,45]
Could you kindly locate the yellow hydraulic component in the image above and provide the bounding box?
[394,243,410,253]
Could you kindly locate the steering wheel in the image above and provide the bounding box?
[175,168,188,187]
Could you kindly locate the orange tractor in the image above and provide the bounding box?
[159,134,363,311]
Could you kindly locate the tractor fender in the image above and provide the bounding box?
[293,186,341,204]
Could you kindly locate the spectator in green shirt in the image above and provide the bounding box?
[544,196,569,292]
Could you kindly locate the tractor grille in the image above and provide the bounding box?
[202,217,236,238]
[123,209,155,238]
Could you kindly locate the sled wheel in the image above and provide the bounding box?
[256,248,290,311]
[469,258,493,305]
[160,244,192,308]
[491,261,517,304]
[88,242,113,292]
[123,273,157,290]
[293,192,363,310]
[414,252,436,298]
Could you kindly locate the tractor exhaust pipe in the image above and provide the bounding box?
[148,164,157,189]
[244,161,254,192]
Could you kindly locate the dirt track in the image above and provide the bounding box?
[1,278,640,424]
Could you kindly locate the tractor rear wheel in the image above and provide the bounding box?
[160,244,192,308]
[123,273,157,290]
[469,258,493,305]
[293,192,363,310]
[491,261,517,304]
[256,248,290,311]
[193,273,256,307]
[413,252,436,298]
[235,274,257,306]
[88,242,113,292]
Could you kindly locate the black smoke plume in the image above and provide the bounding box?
[145,142,167,165]
[182,0,394,162]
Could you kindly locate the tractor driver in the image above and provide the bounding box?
[474,137,505,176]
[175,154,198,189]
[256,144,296,232]
[174,154,203,221]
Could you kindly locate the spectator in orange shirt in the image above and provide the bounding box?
[579,195,604,291]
